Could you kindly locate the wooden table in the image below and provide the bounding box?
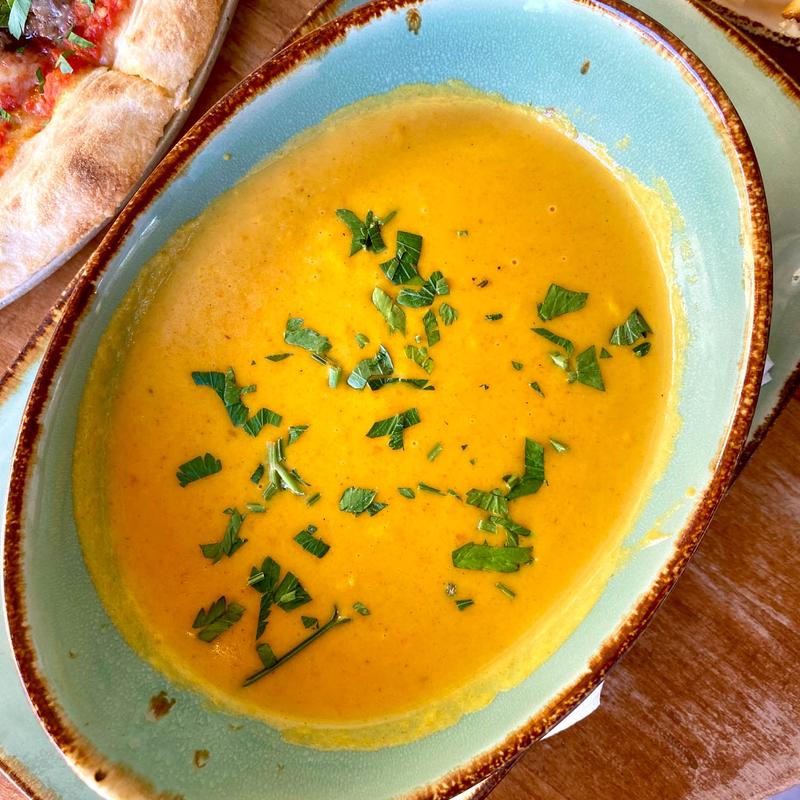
[1,1,798,798]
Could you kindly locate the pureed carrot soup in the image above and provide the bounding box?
[73,85,678,749]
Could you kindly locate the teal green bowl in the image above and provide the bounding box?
[3,1,770,798]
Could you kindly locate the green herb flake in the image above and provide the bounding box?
[372,287,407,335]
[633,341,652,357]
[466,488,508,516]
[328,363,342,388]
[398,487,416,499]
[302,615,319,629]
[8,0,32,39]
[485,313,503,321]
[397,271,449,308]
[404,344,434,374]
[35,67,44,93]
[352,602,370,616]
[200,508,248,563]
[366,407,420,450]
[529,382,545,397]
[452,542,533,573]
[418,482,445,496]
[246,503,266,513]
[294,525,330,559]
[176,453,221,487]
[348,345,394,390]
[287,425,309,444]
[192,368,256,428]
[380,230,423,284]
[192,596,245,642]
[496,582,516,599]
[67,30,94,48]
[423,309,440,347]
[250,463,265,485]
[273,572,312,612]
[537,283,588,321]
[575,345,605,391]
[284,317,332,356]
[455,598,474,611]
[336,208,396,255]
[339,487,381,516]
[427,442,443,462]
[600,347,613,359]
[456,229,469,237]
[505,438,546,500]
[0,109,11,123]
[306,492,321,507]
[265,353,293,362]
[549,352,570,372]
[610,308,652,346]
[242,407,282,437]
[532,327,575,356]
[355,333,370,349]
[55,52,73,74]
[439,303,459,326]
[550,438,569,453]
[511,361,523,371]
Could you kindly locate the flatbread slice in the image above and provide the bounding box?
[0,68,173,297]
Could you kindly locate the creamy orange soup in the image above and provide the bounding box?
[74,85,676,748]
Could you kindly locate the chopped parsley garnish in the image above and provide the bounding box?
[348,345,394,389]
[336,208,396,255]
[452,542,533,573]
[191,368,256,428]
[428,442,443,461]
[250,463,265,484]
[532,327,574,355]
[511,361,523,371]
[549,352,570,372]
[200,508,247,563]
[248,556,312,637]
[273,572,312,612]
[485,313,503,321]
[35,67,44,94]
[550,438,569,453]
[537,283,588,321]
[328,364,342,388]
[176,453,221,487]
[246,503,266,513]
[439,303,459,326]
[284,425,307,445]
[423,309,440,347]
[338,487,386,516]
[355,333,370,349]
[505,438,546,499]
[398,487,416,499]
[372,287,406,335]
[242,407,282,437]
[242,606,351,686]
[302,615,319,629]
[0,109,11,123]
[404,344,434,374]
[633,341,652,357]
[284,317,332,356]
[306,492,321,507]
[447,488,463,501]
[575,345,605,390]
[55,52,73,74]
[610,308,652,346]
[456,229,469,237]
[455,598,474,611]
[529,382,544,397]
[192,596,244,642]
[445,582,457,596]
[262,438,306,497]
[397,271,449,308]
[496,582,516,599]
[466,488,508,515]
[600,347,613,359]
[265,353,293,362]
[7,0,31,39]
[366,407,420,449]
[380,231,423,284]
[67,30,94,48]
[418,482,445,495]
[294,525,330,558]
[352,602,370,616]
[367,376,432,391]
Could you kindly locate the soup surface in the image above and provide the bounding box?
[74,85,676,748]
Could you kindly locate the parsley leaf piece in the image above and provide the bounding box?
[348,345,394,390]
[466,488,509,516]
[496,582,516,599]
[367,376,432,391]
[447,488,463,501]
[246,503,266,513]
[265,439,306,496]
[575,345,605,391]
[192,368,254,428]
[600,347,613,359]
[397,271,450,308]
[273,572,312,612]
[485,313,503,321]
[428,442,443,462]
[55,52,73,74]
[537,283,589,321]
[372,287,406,335]
[455,598,474,611]
[452,542,533,573]
[610,308,652,346]
[353,602,370,616]
[355,333,370,349]
[439,303,459,326]
[284,317,332,356]
[176,453,221,487]
[550,438,569,453]
[633,341,652,358]
[0,109,11,123]
[248,556,281,593]
[250,463,265,484]
[192,596,245,642]
[302,615,319,629]
[35,67,44,94]
[511,361,523,371]
[243,407,282,437]
[287,425,308,444]
[328,363,342,388]
[8,0,31,39]
[242,606,352,687]
[336,208,395,255]
[366,407,420,450]
[200,508,248,563]
[256,642,277,668]
[456,229,469,237]
[549,352,570,372]
[339,487,377,515]
[404,345,434,374]
[67,30,94,48]
[380,231,423,284]
[265,353,293,362]
[294,525,330,559]
[529,382,544,397]
[423,309,440,347]
[532,327,574,355]
[398,487,416,499]
[306,492,321,507]
[418,482,445,495]
[505,438,546,500]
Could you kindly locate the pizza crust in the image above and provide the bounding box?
[114,0,223,102]
[0,68,173,299]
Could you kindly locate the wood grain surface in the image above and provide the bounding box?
[1,1,798,798]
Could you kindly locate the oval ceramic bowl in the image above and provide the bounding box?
[4,0,770,798]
